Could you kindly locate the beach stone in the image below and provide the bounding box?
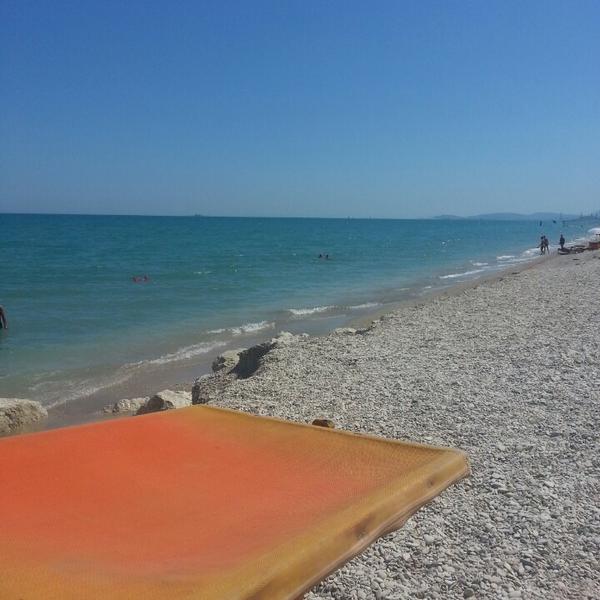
[212,349,243,373]
[312,418,335,428]
[0,398,48,436]
[191,377,211,404]
[136,390,192,415]
[334,327,357,335]
[103,397,148,414]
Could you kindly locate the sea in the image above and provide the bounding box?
[1,213,596,415]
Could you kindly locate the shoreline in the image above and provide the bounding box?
[44,252,554,430]
[347,252,554,330]
[5,214,597,423]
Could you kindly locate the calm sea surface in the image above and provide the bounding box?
[0,214,595,408]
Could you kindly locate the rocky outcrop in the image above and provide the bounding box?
[212,349,244,373]
[233,332,306,379]
[136,390,192,415]
[334,327,357,335]
[233,341,275,379]
[0,398,48,436]
[190,333,309,406]
[103,397,149,414]
[191,376,213,405]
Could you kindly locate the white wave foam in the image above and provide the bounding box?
[288,305,334,316]
[207,321,274,336]
[497,255,515,261]
[44,371,139,409]
[348,302,381,310]
[231,321,274,335]
[439,269,486,280]
[471,262,488,267]
[43,340,228,409]
[520,247,546,258]
[194,270,212,275]
[145,341,228,365]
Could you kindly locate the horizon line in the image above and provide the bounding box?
[1,210,596,221]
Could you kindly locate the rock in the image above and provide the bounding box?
[463,588,475,598]
[103,397,148,414]
[212,349,244,373]
[272,331,306,347]
[233,341,275,379]
[214,334,305,381]
[136,390,192,415]
[191,377,210,405]
[312,418,335,428]
[334,327,357,335]
[0,398,48,436]
[424,534,436,545]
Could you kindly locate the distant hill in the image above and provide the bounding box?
[431,214,464,220]
[432,212,578,221]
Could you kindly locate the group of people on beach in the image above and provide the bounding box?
[540,234,567,255]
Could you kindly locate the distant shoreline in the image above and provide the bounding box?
[2,211,596,221]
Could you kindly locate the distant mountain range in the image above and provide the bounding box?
[432,212,579,221]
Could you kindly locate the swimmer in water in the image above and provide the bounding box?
[0,305,7,330]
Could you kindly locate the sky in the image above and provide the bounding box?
[1,1,599,218]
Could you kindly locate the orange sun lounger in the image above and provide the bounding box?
[0,405,469,599]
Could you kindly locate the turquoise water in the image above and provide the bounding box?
[0,214,596,408]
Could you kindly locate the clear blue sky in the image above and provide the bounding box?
[1,1,599,218]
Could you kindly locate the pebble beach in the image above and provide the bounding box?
[196,250,600,599]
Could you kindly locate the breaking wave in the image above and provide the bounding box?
[439,269,486,280]
[288,305,334,316]
[207,321,274,336]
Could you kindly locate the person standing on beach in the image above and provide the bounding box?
[0,305,7,330]
[559,234,565,250]
[543,236,550,254]
[540,236,546,255]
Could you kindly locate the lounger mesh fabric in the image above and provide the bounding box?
[0,406,469,599]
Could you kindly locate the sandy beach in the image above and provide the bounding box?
[190,250,600,599]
